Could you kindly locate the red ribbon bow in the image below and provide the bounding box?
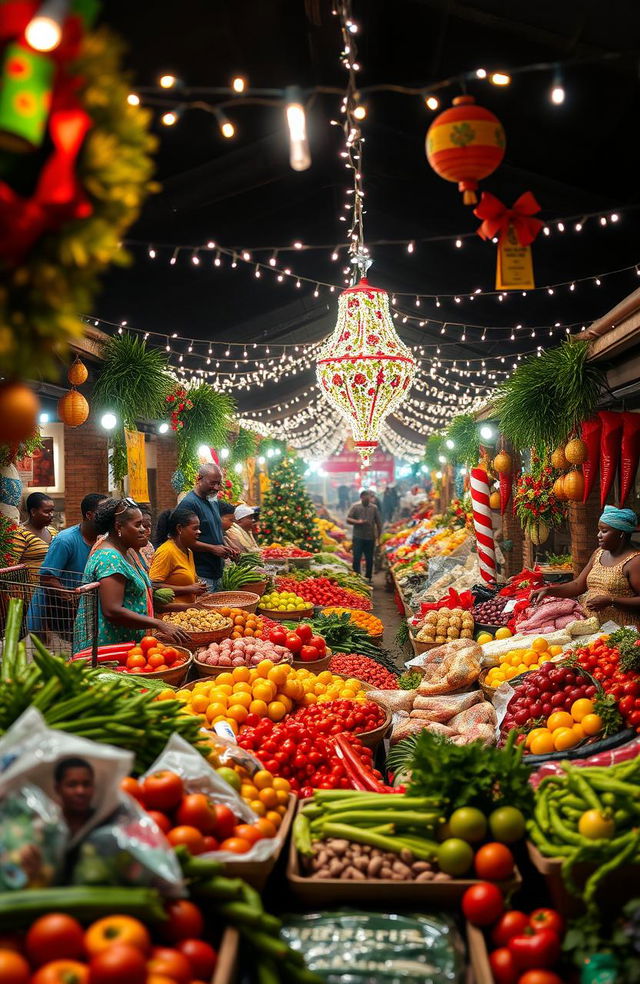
[419,588,475,614]
[474,191,543,246]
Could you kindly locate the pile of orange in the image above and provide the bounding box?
[233,767,291,824]
[525,699,603,755]
[321,607,384,637]
[217,607,265,639]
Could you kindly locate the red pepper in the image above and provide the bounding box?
[333,734,392,793]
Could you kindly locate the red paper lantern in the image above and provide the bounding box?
[426,95,506,205]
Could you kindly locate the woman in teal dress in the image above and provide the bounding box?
[78,498,191,648]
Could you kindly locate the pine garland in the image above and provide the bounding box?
[258,456,322,552]
[168,383,236,492]
[443,414,481,467]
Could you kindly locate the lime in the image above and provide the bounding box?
[216,767,241,792]
[488,806,526,844]
[449,807,487,843]
[437,838,474,876]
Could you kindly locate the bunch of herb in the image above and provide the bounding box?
[594,693,624,736]
[608,627,640,673]
[388,729,534,814]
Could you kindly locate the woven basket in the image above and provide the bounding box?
[128,647,193,686]
[200,591,260,613]
[160,616,233,647]
[258,604,315,622]
[193,653,293,678]
[478,667,499,700]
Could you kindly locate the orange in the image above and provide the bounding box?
[215,683,234,696]
[227,704,249,724]
[216,672,234,687]
[252,681,276,703]
[249,699,268,717]
[232,666,250,683]
[231,691,252,709]
[209,690,229,705]
[244,628,255,637]
[553,727,579,751]
[190,693,210,714]
[241,783,258,800]
[233,615,246,626]
[232,682,252,695]
[302,692,317,705]
[219,607,231,617]
[571,698,594,722]
[223,717,239,735]
[266,810,282,826]
[276,804,287,816]
[255,818,278,838]
[282,678,303,700]
[547,711,574,732]
[267,700,287,722]
[581,713,603,736]
[275,789,290,806]
[258,787,278,808]
[249,799,266,817]
[525,727,549,749]
[253,770,274,789]
[267,665,289,687]
[256,659,275,677]
[531,637,549,653]
[548,645,563,656]
[272,777,291,792]
[572,722,585,740]
[276,693,293,713]
[530,731,555,755]
[205,702,229,722]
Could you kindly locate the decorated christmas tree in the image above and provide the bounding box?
[258,456,322,551]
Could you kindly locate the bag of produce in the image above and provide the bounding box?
[0,783,66,890]
[279,909,465,983]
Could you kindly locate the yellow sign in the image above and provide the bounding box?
[124,428,150,502]
[496,223,535,290]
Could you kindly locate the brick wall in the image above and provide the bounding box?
[155,434,178,514]
[64,420,109,523]
[500,505,524,578]
[569,486,602,575]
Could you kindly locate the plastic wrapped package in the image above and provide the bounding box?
[279,909,465,983]
[0,784,67,890]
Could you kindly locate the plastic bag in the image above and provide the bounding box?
[144,734,283,864]
[0,784,66,890]
[198,728,266,777]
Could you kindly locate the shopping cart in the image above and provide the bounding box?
[0,563,99,662]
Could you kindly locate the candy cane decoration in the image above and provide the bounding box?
[470,467,497,584]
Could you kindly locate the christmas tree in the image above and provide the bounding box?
[258,456,322,551]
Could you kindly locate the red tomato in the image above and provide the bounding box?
[299,645,320,662]
[31,960,88,984]
[140,635,159,652]
[295,623,313,643]
[167,826,206,855]
[284,633,302,655]
[176,940,218,979]
[120,777,143,802]
[508,930,561,970]
[461,882,504,926]
[202,835,219,852]
[162,647,179,666]
[233,824,263,844]
[528,909,564,937]
[126,653,146,670]
[211,804,236,841]
[89,945,147,984]
[474,842,515,881]
[0,950,30,984]
[162,901,205,943]
[516,973,565,984]
[491,911,531,947]
[488,948,519,984]
[269,628,287,646]
[147,810,173,834]
[175,794,218,834]
[26,915,84,967]
[140,771,184,811]
[218,836,252,853]
[146,948,192,984]
[84,916,150,957]
[309,635,326,655]
[147,652,166,669]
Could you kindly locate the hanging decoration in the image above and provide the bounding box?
[0,381,39,447]
[580,416,602,504]
[124,428,150,503]
[167,382,235,493]
[474,191,543,290]
[513,459,566,544]
[0,3,157,379]
[469,466,497,584]
[57,388,89,428]
[598,411,623,508]
[67,357,89,386]
[426,95,505,205]
[620,413,640,507]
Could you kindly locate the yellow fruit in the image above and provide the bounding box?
[216,683,233,696]
[302,692,317,705]
[205,702,228,722]
[258,787,278,808]
[276,693,293,713]
[538,654,553,664]
[505,666,519,680]
[216,672,234,687]
[241,783,258,800]
[531,638,549,653]
[227,704,248,724]
[509,652,522,666]
[267,665,289,687]
[523,651,538,667]
[581,713,603,736]
[530,732,555,755]
[191,694,210,714]
[231,692,252,709]
[273,777,291,792]
[516,663,529,675]
[253,770,274,789]
[232,682,252,695]
[232,666,250,683]
[477,632,493,645]
[275,789,290,806]
[256,660,275,677]
[547,711,574,732]
[571,698,594,722]
[266,810,283,826]
[249,800,266,817]
[252,681,276,703]
[572,723,585,740]
[553,727,579,751]
[548,645,563,657]
[495,627,512,640]
[267,700,287,721]
[526,727,550,749]
[249,699,268,717]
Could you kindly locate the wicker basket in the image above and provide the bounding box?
[409,635,440,655]
[160,616,233,647]
[200,591,260,613]
[258,604,315,622]
[478,667,499,700]
[73,645,193,687]
[193,653,293,678]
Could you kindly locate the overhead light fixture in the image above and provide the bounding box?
[425,95,439,111]
[25,0,68,52]
[489,72,511,86]
[231,76,247,94]
[285,87,311,172]
[436,470,443,479]
[158,422,169,434]
[475,68,487,79]
[258,456,266,464]
[101,412,117,431]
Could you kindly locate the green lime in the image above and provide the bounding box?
[437,838,474,876]
[216,767,241,792]
[488,806,526,844]
[449,806,488,843]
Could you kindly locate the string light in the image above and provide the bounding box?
[161,110,179,126]
[285,87,311,171]
[489,71,511,85]
[231,76,247,94]
[127,93,141,106]
[25,0,66,52]
[159,74,178,89]
[425,95,440,110]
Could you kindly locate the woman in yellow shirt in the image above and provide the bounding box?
[148,507,208,605]
[11,492,58,582]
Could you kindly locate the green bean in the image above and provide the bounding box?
[584,833,640,913]
[549,804,582,845]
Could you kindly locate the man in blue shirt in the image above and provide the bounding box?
[180,464,236,591]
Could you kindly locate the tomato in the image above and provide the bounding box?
[309,635,326,655]
[84,916,150,956]
[89,945,147,984]
[489,807,526,844]
[26,915,85,966]
[474,842,515,881]
[140,771,184,811]
[269,628,287,646]
[448,807,487,843]
[120,776,143,801]
[528,909,564,937]
[146,977,177,984]
[140,635,159,652]
[299,645,320,662]
[31,960,88,984]
[0,950,30,984]
[147,948,192,984]
[163,900,205,943]
[461,882,504,926]
[578,809,615,840]
[233,824,263,844]
[148,652,166,669]
[516,972,565,984]
[295,624,313,643]
[218,836,252,853]
[162,647,179,666]
[488,948,519,984]
[211,804,236,841]
[508,929,561,970]
[202,835,219,852]
[176,939,218,979]
[491,911,531,947]
[284,633,302,654]
[176,794,218,834]
[167,826,206,855]
[147,810,173,834]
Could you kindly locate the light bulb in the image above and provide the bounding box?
[480,425,495,441]
[353,103,367,120]
[258,456,266,464]
[158,422,169,434]
[101,412,117,431]
[446,439,455,449]
[161,110,179,126]
[438,455,447,464]
[460,467,468,475]
[425,95,439,110]
[285,90,311,171]
[220,448,230,460]
[127,93,140,106]
[221,120,235,139]
[476,68,487,79]
[551,84,565,105]
[159,74,177,89]
[234,462,243,474]
[39,412,50,425]
[198,444,212,460]
[436,470,443,479]
[25,0,67,52]
[489,72,511,86]
[231,76,247,93]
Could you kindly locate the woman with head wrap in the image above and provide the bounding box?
[532,506,640,627]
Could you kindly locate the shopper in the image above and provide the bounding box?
[138,506,155,570]
[382,485,398,525]
[227,505,260,554]
[54,757,96,836]
[77,498,191,647]
[346,490,382,583]
[180,464,235,591]
[40,493,107,590]
[149,506,207,605]
[532,505,640,627]
[10,492,58,582]
[219,500,236,540]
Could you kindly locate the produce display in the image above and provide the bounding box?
[195,636,293,667]
[217,608,266,639]
[310,611,395,661]
[500,662,602,743]
[576,628,640,732]
[286,565,372,598]
[472,595,511,627]
[328,653,398,689]
[261,545,313,560]
[414,607,475,644]
[259,590,312,613]
[319,606,382,634]
[220,554,269,591]
[266,623,328,662]
[120,636,189,674]
[276,576,373,611]
[161,609,232,633]
[484,636,564,687]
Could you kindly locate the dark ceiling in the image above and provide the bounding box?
[94,0,640,433]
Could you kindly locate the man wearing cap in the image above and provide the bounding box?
[227,505,260,555]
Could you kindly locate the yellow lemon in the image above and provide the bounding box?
[477,632,493,645]
[495,627,512,640]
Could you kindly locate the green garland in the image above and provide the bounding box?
[423,434,443,470]
[170,383,236,493]
[230,427,258,466]
[0,29,157,378]
[443,413,481,467]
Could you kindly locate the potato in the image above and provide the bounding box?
[367,857,383,878]
[416,870,434,882]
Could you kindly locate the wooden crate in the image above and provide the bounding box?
[527,839,640,916]
[465,923,493,984]
[212,927,239,984]
[222,793,297,890]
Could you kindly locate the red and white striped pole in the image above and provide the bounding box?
[470,466,497,585]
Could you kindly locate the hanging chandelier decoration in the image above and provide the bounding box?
[316,0,416,466]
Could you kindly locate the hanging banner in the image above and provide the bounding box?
[124,428,149,503]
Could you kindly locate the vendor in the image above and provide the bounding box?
[77,498,191,647]
[54,757,95,836]
[532,506,640,627]
[148,506,208,605]
[226,505,260,554]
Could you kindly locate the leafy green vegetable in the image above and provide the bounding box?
[594,692,624,736]
[397,671,422,690]
[608,627,640,673]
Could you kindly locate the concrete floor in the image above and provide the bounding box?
[371,569,412,668]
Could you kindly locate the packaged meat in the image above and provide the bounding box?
[416,649,482,695]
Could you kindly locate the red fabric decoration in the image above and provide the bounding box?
[499,471,512,515]
[598,410,623,508]
[581,416,602,503]
[418,588,475,614]
[474,191,543,246]
[620,412,640,506]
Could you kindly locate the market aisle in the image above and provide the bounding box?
[372,569,411,667]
